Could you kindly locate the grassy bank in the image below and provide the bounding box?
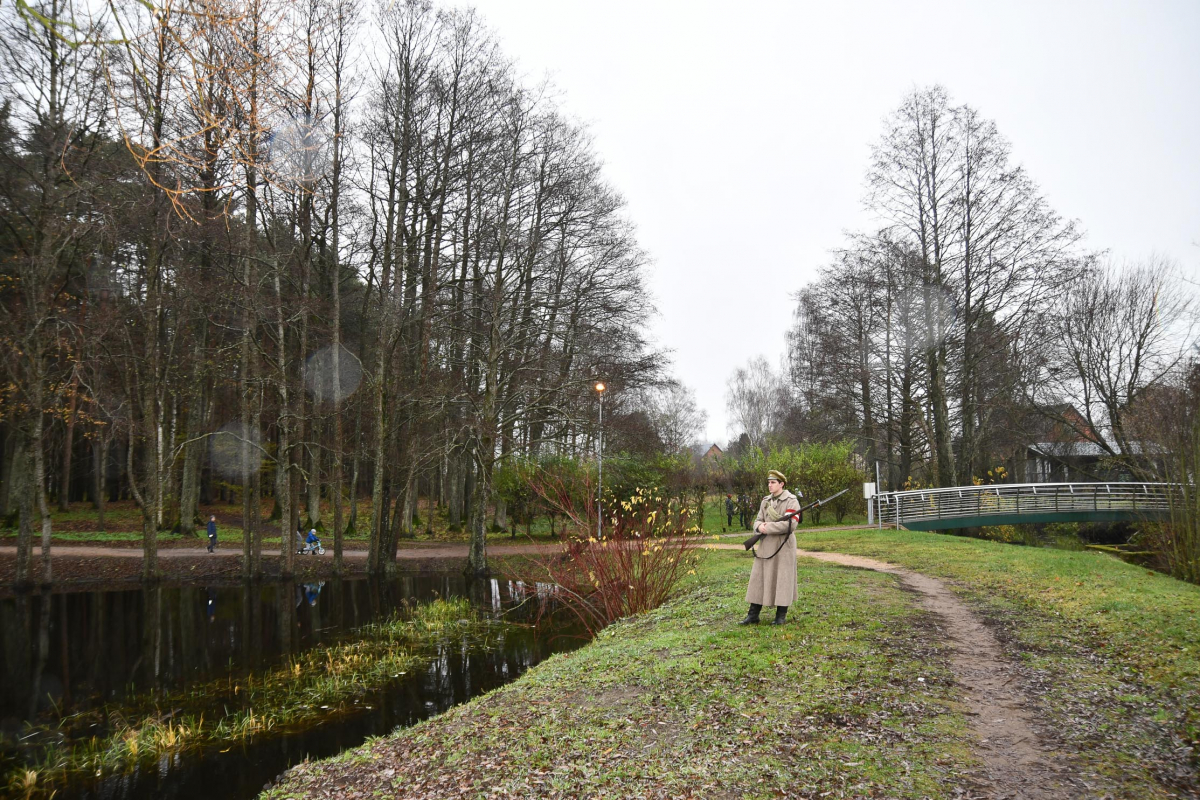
[267,551,975,798]
[5,599,501,799]
[265,532,1200,799]
[798,528,1200,795]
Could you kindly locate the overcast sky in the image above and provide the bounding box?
[472,0,1200,445]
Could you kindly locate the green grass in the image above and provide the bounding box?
[799,528,1200,794]
[266,551,974,799]
[264,531,1200,799]
[699,496,868,533]
[497,495,868,543]
[1,530,148,543]
[34,504,146,525]
[5,599,502,799]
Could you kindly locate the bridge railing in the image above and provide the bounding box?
[875,482,1181,527]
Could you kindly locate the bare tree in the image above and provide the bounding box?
[1,0,661,587]
[951,104,1083,483]
[869,86,960,486]
[1045,257,1195,465]
[0,0,110,584]
[725,356,789,447]
[642,383,707,453]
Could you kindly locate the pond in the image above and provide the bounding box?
[0,572,583,799]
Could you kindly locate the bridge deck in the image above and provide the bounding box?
[875,482,1178,531]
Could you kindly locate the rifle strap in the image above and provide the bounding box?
[753,516,797,560]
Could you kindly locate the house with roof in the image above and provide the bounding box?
[688,443,724,462]
[1024,404,1166,482]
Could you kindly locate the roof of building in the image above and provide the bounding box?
[1029,441,1164,458]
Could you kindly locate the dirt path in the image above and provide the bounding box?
[0,543,553,559]
[0,543,559,590]
[714,543,1084,799]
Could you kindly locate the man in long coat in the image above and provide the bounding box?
[740,469,801,625]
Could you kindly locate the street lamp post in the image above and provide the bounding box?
[595,382,606,539]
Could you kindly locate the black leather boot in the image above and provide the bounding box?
[771,606,788,625]
[739,603,762,625]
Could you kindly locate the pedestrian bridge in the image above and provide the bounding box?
[874,482,1178,531]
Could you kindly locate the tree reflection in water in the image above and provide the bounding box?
[0,571,585,800]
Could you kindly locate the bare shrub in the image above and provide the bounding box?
[1129,363,1200,584]
[523,479,702,636]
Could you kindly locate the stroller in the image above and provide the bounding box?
[296,528,325,556]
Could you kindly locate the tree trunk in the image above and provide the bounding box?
[307,441,322,529]
[922,281,955,487]
[367,371,387,573]
[241,292,254,579]
[329,4,349,572]
[347,397,362,536]
[133,439,159,583]
[447,446,463,530]
[463,456,475,531]
[899,350,916,487]
[0,423,13,518]
[858,331,876,468]
[467,458,490,578]
[13,435,33,589]
[58,379,78,512]
[179,365,207,537]
[31,384,53,585]
[251,378,263,574]
[273,247,295,579]
[93,433,106,531]
[397,463,417,545]
[884,280,896,491]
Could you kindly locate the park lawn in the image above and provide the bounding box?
[699,496,867,534]
[799,527,1200,795]
[266,550,975,799]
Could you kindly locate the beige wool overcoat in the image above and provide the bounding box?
[745,489,801,607]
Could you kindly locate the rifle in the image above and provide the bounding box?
[742,487,852,551]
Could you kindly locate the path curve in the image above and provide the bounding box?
[716,544,1083,799]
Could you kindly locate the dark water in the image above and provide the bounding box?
[0,574,582,799]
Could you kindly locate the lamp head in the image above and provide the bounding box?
[594,381,606,393]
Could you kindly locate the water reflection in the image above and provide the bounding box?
[0,573,583,800]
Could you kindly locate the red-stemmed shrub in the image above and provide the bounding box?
[523,476,702,635]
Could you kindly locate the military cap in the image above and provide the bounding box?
[767,469,787,484]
